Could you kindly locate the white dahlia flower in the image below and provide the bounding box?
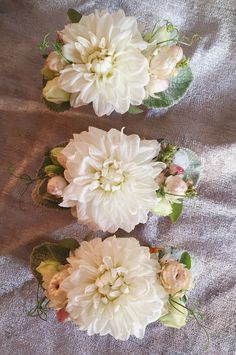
[58,9,149,116]
[61,236,168,340]
[60,127,166,233]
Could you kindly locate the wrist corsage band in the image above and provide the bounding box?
[39,8,199,116]
[29,236,205,341]
[31,127,201,233]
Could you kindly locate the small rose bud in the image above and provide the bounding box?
[46,51,66,72]
[160,260,192,295]
[47,176,67,197]
[56,308,69,322]
[169,163,185,175]
[47,268,69,309]
[164,175,188,196]
[146,45,183,97]
[155,171,166,187]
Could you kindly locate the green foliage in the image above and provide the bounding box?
[185,185,198,198]
[52,41,72,64]
[67,8,82,23]
[44,164,64,177]
[181,148,202,186]
[157,143,177,164]
[27,284,49,320]
[169,202,183,223]
[128,105,143,114]
[30,242,71,284]
[180,251,191,269]
[38,33,50,53]
[143,66,193,109]
[59,238,80,251]
[42,97,71,112]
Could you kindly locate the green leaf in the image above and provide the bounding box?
[169,202,183,223]
[181,148,202,186]
[128,105,143,114]
[67,8,82,23]
[59,238,79,251]
[180,251,191,269]
[143,65,193,109]
[31,178,62,209]
[43,97,71,112]
[30,242,70,284]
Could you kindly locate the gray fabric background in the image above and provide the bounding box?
[0,0,236,354]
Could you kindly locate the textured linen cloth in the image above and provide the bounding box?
[0,0,236,354]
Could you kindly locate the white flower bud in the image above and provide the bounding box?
[47,176,67,197]
[43,77,70,104]
[146,45,183,97]
[164,175,188,202]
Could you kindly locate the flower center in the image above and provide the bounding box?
[90,159,126,192]
[81,37,115,77]
[89,50,113,76]
[94,262,129,304]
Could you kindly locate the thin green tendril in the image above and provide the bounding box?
[38,33,50,53]
[170,298,210,349]
[27,284,49,321]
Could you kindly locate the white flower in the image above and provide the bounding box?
[145,45,183,97]
[43,77,70,104]
[46,51,67,72]
[58,9,149,116]
[61,236,168,340]
[164,175,188,203]
[60,127,166,233]
[47,176,67,197]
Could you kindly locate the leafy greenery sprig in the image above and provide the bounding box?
[156,143,178,164]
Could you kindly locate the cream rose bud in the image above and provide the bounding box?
[160,260,192,295]
[146,45,183,97]
[50,147,67,167]
[43,77,70,104]
[46,268,70,309]
[164,175,188,197]
[159,297,188,329]
[47,176,67,197]
[46,51,66,72]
